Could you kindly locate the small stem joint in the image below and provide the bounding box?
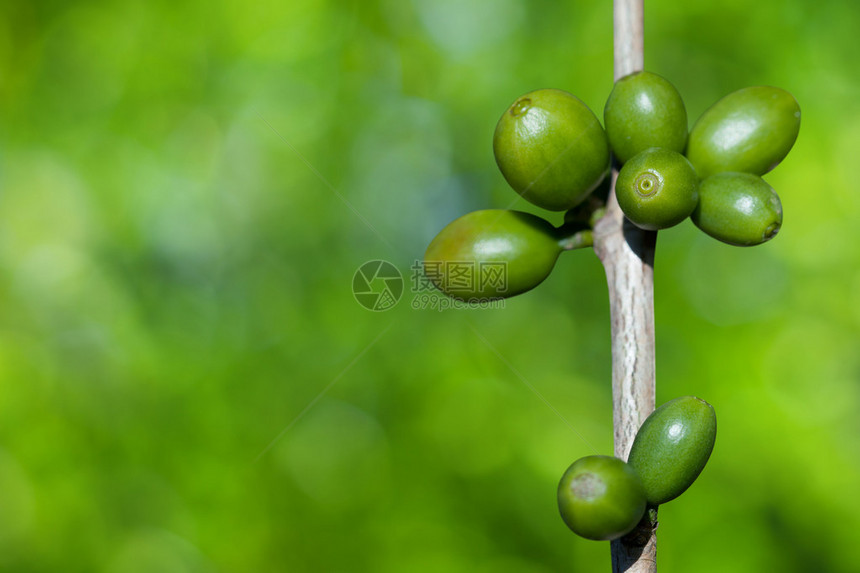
[623,508,658,547]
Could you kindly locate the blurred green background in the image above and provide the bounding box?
[1,0,859,571]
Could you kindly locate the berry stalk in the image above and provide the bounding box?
[593,1,658,571]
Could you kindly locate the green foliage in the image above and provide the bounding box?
[0,0,859,572]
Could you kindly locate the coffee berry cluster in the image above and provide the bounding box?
[558,396,716,541]
[424,71,800,301]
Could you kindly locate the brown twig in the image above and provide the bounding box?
[593,1,658,571]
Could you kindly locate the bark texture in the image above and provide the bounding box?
[593,1,658,571]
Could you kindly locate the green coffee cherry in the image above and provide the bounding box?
[494,89,610,211]
[557,455,646,541]
[627,396,717,506]
[686,86,801,179]
[615,148,699,230]
[692,172,783,246]
[424,210,562,301]
[604,71,688,164]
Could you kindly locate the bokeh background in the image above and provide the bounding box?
[1,0,859,571]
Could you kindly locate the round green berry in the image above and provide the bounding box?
[604,71,688,164]
[686,86,800,179]
[627,396,717,506]
[424,210,562,301]
[615,148,699,230]
[494,89,610,211]
[691,172,783,246]
[557,455,647,541]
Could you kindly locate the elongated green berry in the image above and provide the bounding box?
[615,148,699,230]
[687,86,801,179]
[494,89,610,211]
[628,396,717,505]
[424,210,562,301]
[604,71,688,164]
[692,172,783,246]
[557,455,646,541]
